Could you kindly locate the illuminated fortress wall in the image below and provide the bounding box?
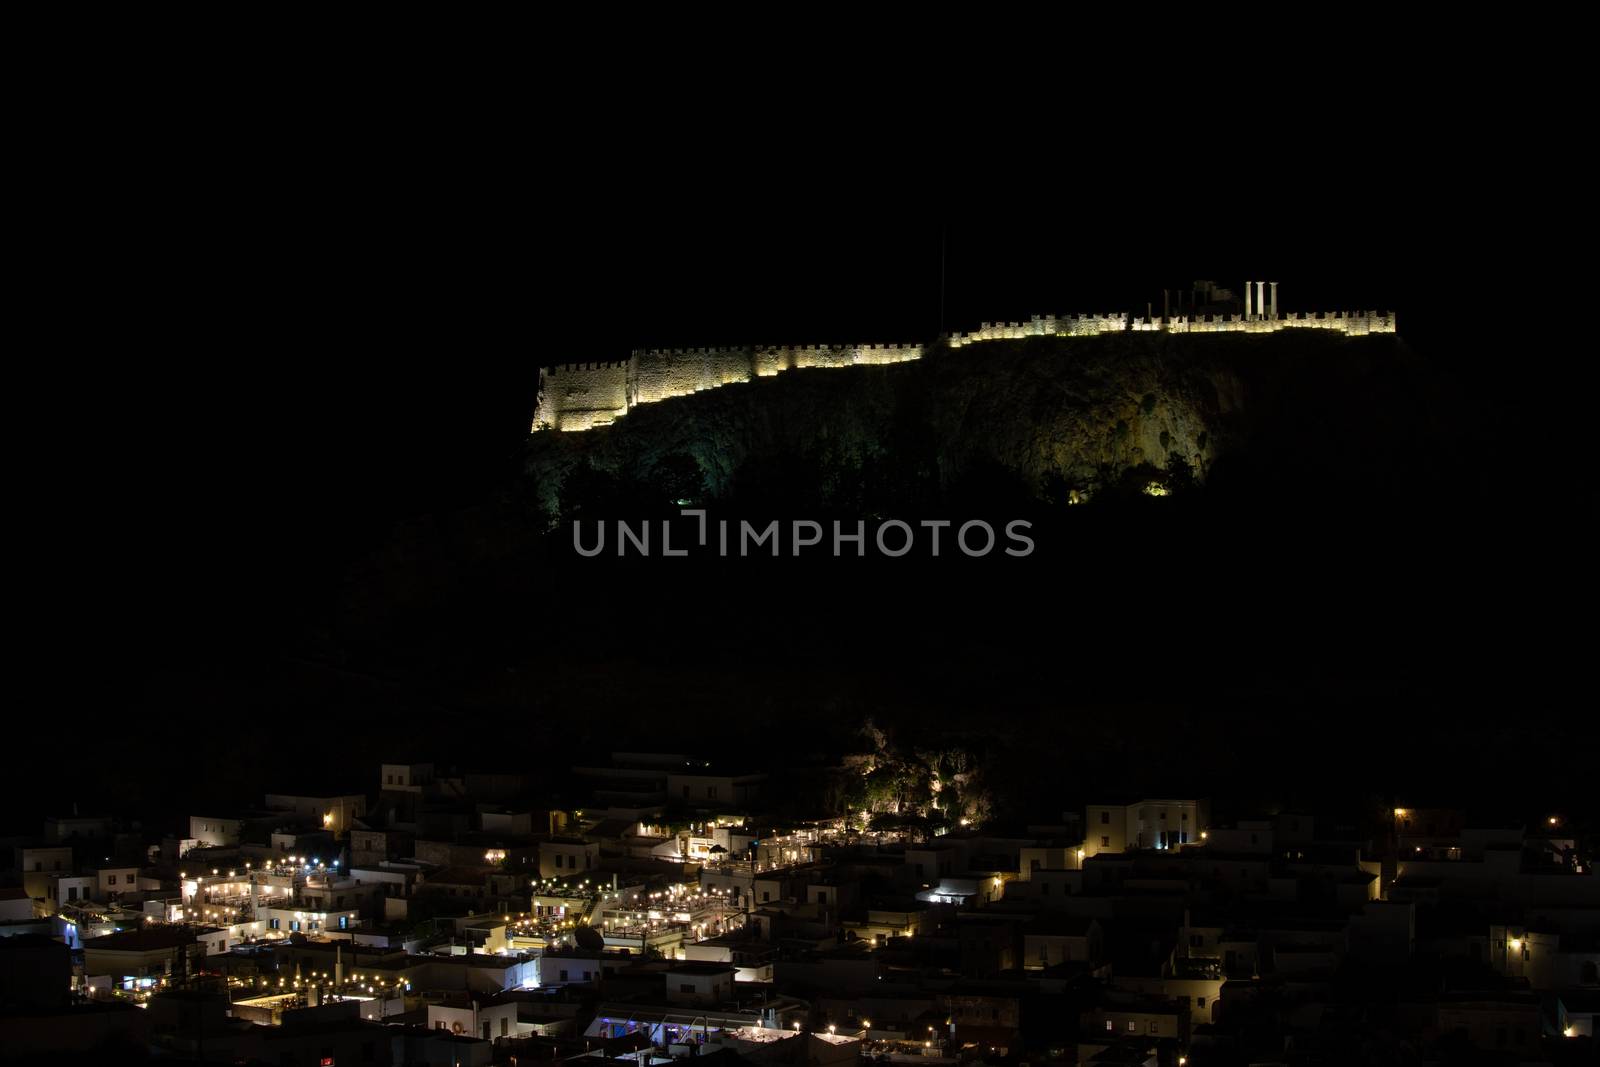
[945,313,1131,346]
[1125,310,1398,336]
[534,343,923,432]
[532,309,1394,432]
[947,310,1396,345]
[534,360,636,432]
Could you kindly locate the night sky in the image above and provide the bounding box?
[16,79,1586,834]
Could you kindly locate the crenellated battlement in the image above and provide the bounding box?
[946,313,1131,347]
[531,289,1396,432]
[533,343,927,431]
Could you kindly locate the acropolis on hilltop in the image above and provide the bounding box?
[533,280,1396,433]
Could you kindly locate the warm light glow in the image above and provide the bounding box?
[1549,816,1559,825]
[1393,808,1407,818]
[1508,938,1522,951]
[1199,831,1208,840]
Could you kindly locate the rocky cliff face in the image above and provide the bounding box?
[525,329,1458,515]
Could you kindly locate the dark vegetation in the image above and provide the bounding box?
[525,330,1486,524]
[43,329,1584,833]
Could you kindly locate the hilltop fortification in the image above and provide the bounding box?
[532,281,1394,433]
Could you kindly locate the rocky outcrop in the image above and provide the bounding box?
[525,329,1451,515]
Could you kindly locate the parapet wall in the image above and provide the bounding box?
[532,311,1393,432]
[950,310,1396,344]
[533,360,636,432]
[534,344,923,432]
[1134,310,1397,336]
[946,313,1130,346]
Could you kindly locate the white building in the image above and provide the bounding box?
[665,964,735,1006]
[381,763,434,792]
[189,816,246,848]
[95,865,143,901]
[1084,799,1208,857]
[539,838,598,879]
[0,888,34,921]
[263,793,367,836]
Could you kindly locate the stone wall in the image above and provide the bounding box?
[946,313,1130,346]
[534,360,634,432]
[530,311,1394,432]
[533,343,923,432]
[1166,310,1397,336]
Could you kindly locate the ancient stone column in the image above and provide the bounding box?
[1244,281,1253,318]
[1256,281,1266,321]
[1270,281,1278,320]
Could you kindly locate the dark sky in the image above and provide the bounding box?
[16,69,1586,829]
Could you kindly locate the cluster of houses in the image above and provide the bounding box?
[2,755,1596,1065]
